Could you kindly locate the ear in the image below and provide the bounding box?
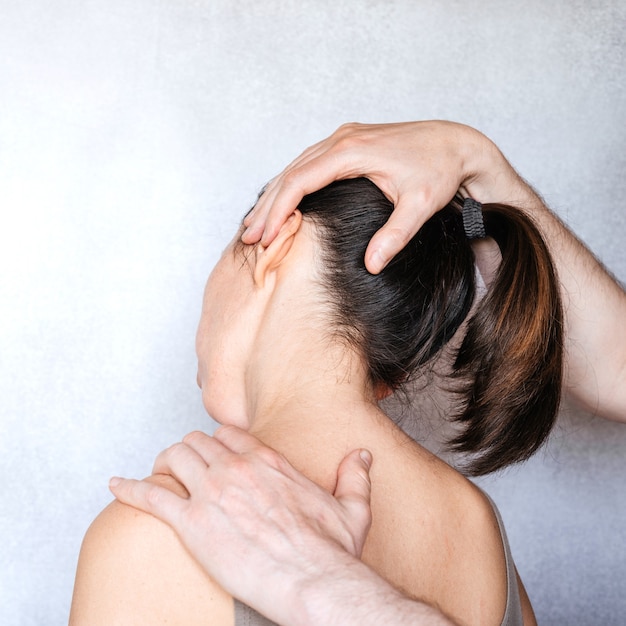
[253,210,303,287]
[375,382,394,401]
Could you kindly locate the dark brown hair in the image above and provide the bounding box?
[296,178,563,475]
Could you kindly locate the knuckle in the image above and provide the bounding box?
[279,168,304,191]
[167,442,188,459]
[415,185,433,204]
[184,502,208,528]
[254,446,287,471]
[183,430,203,444]
[213,424,237,444]
[387,226,412,248]
[227,455,254,479]
[145,485,163,509]
[333,132,365,155]
[413,186,439,216]
[336,121,361,136]
[334,122,352,137]
[214,424,235,437]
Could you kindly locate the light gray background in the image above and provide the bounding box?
[1,1,624,625]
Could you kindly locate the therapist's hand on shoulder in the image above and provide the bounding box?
[243,120,512,274]
[109,426,374,624]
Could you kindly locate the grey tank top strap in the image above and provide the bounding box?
[233,494,524,626]
[234,598,278,626]
[483,491,525,626]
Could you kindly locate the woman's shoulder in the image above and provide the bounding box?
[365,431,512,625]
[69,473,233,626]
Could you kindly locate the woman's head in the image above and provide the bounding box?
[296,178,563,475]
[297,179,475,390]
[196,209,316,428]
[199,178,563,475]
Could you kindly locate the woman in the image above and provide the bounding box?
[70,178,562,625]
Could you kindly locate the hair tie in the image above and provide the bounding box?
[462,197,486,240]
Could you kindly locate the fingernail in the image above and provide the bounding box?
[109,477,122,488]
[359,449,373,468]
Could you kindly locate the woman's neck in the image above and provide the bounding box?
[243,325,389,491]
[236,226,405,491]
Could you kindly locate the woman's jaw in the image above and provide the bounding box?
[195,215,377,436]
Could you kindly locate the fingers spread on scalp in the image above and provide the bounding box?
[243,126,366,248]
[364,196,431,274]
[365,225,412,274]
[242,147,318,240]
[258,179,307,246]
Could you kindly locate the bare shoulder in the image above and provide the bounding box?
[69,474,233,626]
[365,431,527,626]
[418,467,535,626]
[457,483,536,625]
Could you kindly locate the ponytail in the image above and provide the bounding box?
[293,179,563,476]
[448,199,563,475]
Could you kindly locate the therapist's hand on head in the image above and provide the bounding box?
[244,119,626,421]
[243,120,510,274]
[109,426,373,625]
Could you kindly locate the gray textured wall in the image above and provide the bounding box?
[1,1,625,625]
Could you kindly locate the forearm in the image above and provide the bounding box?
[465,131,626,421]
[291,549,457,626]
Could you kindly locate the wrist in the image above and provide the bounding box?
[459,128,507,201]
[287,546,376,626]
[289,546,455,626]
[457,127,538,211]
